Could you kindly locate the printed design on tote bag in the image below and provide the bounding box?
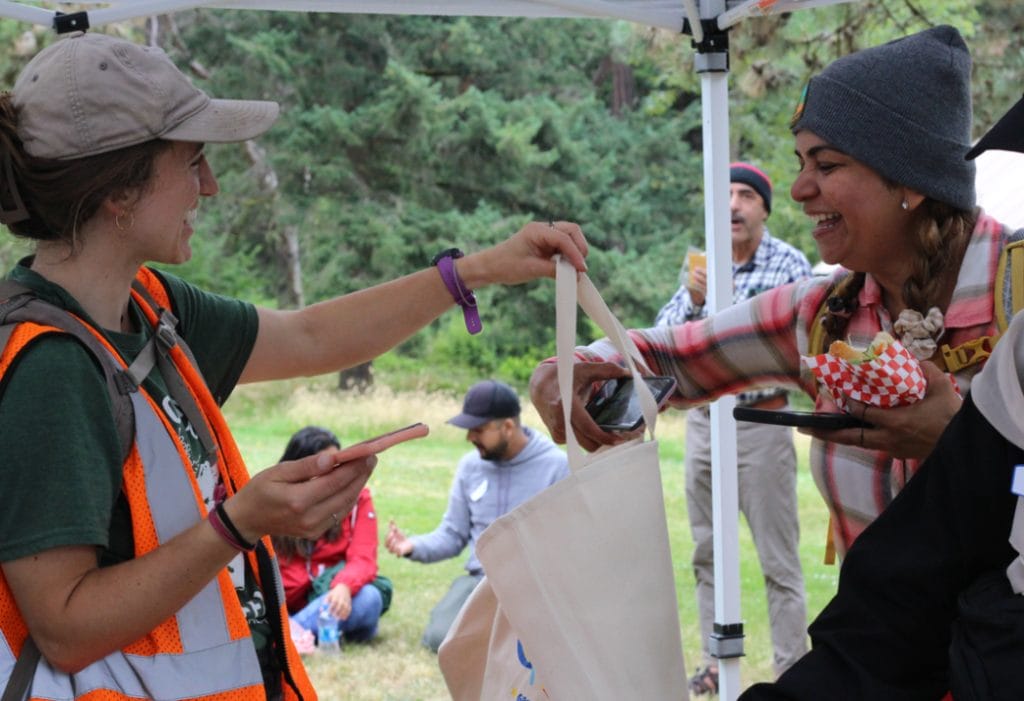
[510,640,550,699]
[517,640,535,685]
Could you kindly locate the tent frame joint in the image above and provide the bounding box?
[683,17,729,56]
[684,17,729,73]
[54,10,90,34]
[708,621,746,659]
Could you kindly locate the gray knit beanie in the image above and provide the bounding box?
[790,25,976,211]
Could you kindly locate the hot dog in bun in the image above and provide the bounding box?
[803,330,928,410]
[828,331,895,364]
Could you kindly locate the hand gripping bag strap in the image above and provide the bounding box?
[129,280,219,462]
[0,636,39,701]
[554,255,660,468]
[471,256,688,698]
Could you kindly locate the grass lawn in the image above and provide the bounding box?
[225,375,839,700]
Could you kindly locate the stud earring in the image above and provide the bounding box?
[900,199,909,211]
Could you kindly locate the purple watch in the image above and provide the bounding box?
[433,248,482,335]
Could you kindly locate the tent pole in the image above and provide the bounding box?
[0,0,51,25]
[694,2,744,700]
[86,1,221,26]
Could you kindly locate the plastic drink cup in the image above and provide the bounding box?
[687,249,707,287]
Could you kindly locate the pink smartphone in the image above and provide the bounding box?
[331,422,430,465]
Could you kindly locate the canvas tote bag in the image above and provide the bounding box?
[437,575,539,699]
[439,256,688,700]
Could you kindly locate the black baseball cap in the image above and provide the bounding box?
[967,94,1024,160]
[447,380,521,429]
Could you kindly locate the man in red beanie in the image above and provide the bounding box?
[656,162,813,694]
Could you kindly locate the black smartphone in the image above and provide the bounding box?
[585,376,678,432]
[732,406,871,429]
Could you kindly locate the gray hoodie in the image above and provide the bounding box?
[408,426,569,574]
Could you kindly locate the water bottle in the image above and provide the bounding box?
[317,604,341,653]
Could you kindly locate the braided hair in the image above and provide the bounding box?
[819,200,976,348]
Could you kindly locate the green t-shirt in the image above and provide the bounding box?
[0,260,270,654]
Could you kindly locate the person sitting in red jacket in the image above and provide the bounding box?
[272,426,387,648]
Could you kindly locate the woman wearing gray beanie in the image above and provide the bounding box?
[530,24,1020,564]
[740,94,1024,700]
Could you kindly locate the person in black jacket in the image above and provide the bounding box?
[740,93,1024,701]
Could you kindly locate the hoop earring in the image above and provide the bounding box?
[115,211,135,231]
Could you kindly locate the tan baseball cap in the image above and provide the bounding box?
[12,32,280,160]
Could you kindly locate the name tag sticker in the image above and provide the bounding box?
[1012,465,1024,497]
[470,479,488,502]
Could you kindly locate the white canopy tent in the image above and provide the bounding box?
[0,1,868,698]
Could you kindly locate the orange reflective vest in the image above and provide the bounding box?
[0,267,316,700]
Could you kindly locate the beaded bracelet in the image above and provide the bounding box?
[209,501,257,551]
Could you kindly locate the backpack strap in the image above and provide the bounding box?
[806,271,852,357]
[995,229,1024,333]
[938,228,1024,374]
[0,271,222,466]
[129,279,219,462]
[807,295,832,358]
[0,280,135,464]
[0,635,39,701]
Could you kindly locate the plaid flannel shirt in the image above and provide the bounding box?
[585,213,1011,555]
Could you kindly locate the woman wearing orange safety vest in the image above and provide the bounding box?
[0,32,589,700]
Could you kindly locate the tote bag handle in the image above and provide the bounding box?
[555,255,660,470]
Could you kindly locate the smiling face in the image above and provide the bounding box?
[127,141,219,265]
[790,130,915,274]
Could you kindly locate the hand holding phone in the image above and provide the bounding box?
[331,422,430,465]
[585,376,677,431]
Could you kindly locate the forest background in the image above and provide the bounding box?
[1,1,1021,390]
[0,2,1021,698]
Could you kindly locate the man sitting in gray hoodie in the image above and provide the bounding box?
[386,379,569,652]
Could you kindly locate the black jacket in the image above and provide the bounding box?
[742,394,1021,701]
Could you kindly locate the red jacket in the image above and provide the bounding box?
[277,488,380,613]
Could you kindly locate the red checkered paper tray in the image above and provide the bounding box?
[801,338,927,410]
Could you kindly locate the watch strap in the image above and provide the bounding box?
[434,250,482,334]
